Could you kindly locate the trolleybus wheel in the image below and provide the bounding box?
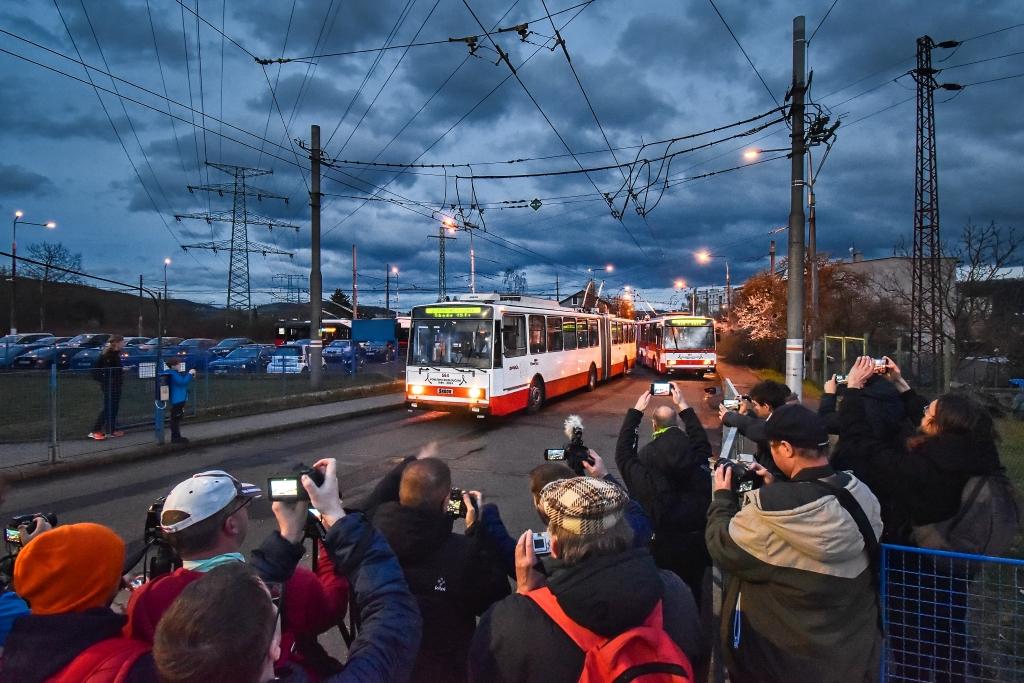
[527,379,545,414]
[586,365,597,392]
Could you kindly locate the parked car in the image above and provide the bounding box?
[123,336,151,347]
[69,347,102,371]
[141,336,183,350]
[58,333,112,349]
[210,337,256,358]
[0,333,55,346]
[173,338,218,370]
[267,344,325,374]
[362,340,396,362]
[321,340,365,373]
[209,345,275,375]
[119,345,160,367]
[0,340,59,369]
[12,345,87,370]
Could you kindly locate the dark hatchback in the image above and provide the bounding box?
[208,345,275,374]
[210,337,256,358]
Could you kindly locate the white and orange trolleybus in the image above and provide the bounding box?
[636,314,717,377]
[405,293,637,416]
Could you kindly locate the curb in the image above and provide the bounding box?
[4,398,405,483]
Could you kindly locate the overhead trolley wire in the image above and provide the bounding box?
[706,0,780,108]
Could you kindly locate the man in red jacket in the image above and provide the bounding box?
[125,470,349,680]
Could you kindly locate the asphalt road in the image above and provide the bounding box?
[2,366,725,569]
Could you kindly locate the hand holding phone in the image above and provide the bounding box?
[650,382,671,396]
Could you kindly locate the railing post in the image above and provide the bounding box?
[48,362,59,464]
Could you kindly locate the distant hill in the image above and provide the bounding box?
[0,278,396,341]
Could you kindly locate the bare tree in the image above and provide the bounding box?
[21,241,83,329]
[501,267,526,295]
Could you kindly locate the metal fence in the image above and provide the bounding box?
[0,359,404,469]
[882,544,1024,682]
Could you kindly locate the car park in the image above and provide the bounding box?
[210,337,255,358]
[123,336,151,347]
[119,345,160,368]
[69,347,102,371]
[266,343,325,374]
[0,340,58,369]
[0,333,55,346]
[362,340,396,362]
[209,345,275,374]
[13,345,82,370]
[173,338,218,370]
[141,336,183,350]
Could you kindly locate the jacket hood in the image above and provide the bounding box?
[756,497,867,565]
[913,432,1002,476]
[1,608,128,682]
[546,547,663,637]
[372,502,454,562]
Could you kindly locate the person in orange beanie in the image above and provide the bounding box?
[0,523,157,682]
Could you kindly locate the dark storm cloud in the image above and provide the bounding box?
[0,164,56,197]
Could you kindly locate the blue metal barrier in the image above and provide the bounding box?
[881,543,1024,682]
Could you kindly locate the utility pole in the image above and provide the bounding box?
[351,244,358,319]
[769,240,776,274]
[555,273,560,301]
[176,163,298,315]
[138,275,144,337]
[386,264,391,315]
[785,15,807,400]
[808,143,820,382]
[431,219,457,301]
[309,124,323,390]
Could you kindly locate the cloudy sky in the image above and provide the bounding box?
[1,0,1021,314]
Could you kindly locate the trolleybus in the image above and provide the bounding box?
[636,314,717,377]
[405,294,636,416]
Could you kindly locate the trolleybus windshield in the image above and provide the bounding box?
[664,322,714,350]
[410,306,493,369]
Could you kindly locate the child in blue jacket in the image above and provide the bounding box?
[162,357,196,444]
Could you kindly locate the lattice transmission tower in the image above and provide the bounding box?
[910,36,960,390]
[175,163,299,311]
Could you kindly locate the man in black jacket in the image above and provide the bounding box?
[615,382,711,604]
[361,455,510,683]
[718,379,790,474]
[469,476,702,683]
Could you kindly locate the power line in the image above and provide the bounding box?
[807,0,840,44]
[254,0,297,169]
[179,0,207,217]
[174,0,257,60]
[145,0,189,176]
[706,0,780,108]
[959,70,1024,88]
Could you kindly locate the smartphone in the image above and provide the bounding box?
[4,527,21,546]
[532,531,552,556]
[544,448,566,461]
[872,358,889,373]
[651,382,671,396]
[722,398,741,410]
[835,375,848,384]
[448,488,467,518]
[267,477,307,502]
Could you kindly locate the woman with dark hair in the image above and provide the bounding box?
[89,335,125,440]
[839,356,1007,682]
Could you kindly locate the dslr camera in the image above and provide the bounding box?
[267,464,326,502]
[4,513,58,549]
[713,457,763,494]
[545,415,594,476]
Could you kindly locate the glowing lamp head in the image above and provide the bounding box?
[605,264,614,272]
[392,266,399,274]
[674,279,685,289]
[696,250,711,264]
[468,387,483,399]
[14,210,23,219]
[45,222,56,229]
[743,149,760,161]
[164,257,172,266]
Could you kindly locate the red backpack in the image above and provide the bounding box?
[47,637,151,683]
[526,587,694,683]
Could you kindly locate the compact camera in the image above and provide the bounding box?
[532,531,552,556]
[268,464,326,502]
[722,399,742,410]
[713,458,763,494]
[5,513,58,548]
[650,382,671,396]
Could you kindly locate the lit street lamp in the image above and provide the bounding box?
[9,211,57,335]
[582,264,613,309]
[696,250,731,310]
[391,266,399,311]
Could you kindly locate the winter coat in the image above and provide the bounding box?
[468,547,703,683]
[93,347,124,393]
[1,607,157,683]
[371,502,510,683]
[838,387,1005,530]
[705,465,883,683]
[160,368,193,405]
[270,513,423,683]
[614,407,711,575]
[126,534,349,679]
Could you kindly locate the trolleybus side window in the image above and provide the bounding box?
[502,315,527,358]
[611,321,621,345]
[563,318,577,351]
[529,315,546,354]
[577,318,589,348]
[589,319,599,347]
[547,316,563,352]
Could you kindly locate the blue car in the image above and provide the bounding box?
[210,337,256,358]
[13,345,87,370]
[171,338,218,370]
[69,347,102,371]
[208,345,275,375]
[0,340,58,369]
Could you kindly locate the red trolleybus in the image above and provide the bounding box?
[405,294,636,416]
[637,314,717,377]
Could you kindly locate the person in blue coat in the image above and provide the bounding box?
[162,357,196,444]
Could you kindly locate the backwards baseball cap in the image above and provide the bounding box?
[539,477,628,536]
[161,470,262,533]
[765,403,830,449]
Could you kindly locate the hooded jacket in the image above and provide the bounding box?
[370,502,510,683]
[838,387,1004,529]
[468,547,703,683]
[705,465,883,683]
[1,608,157,683]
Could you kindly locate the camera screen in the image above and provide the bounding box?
[722,399,741,410]
[4,528,20,544]
[532,532,551,555]
[268,478,299,498]
[651,382,671,396]
[544,448,566,461]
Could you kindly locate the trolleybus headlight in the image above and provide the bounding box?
[704,359,714,365]
[410,384,425,395]
[468,387,483,399]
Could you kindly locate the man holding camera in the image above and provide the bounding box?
[718,380,791,476]
[706,404,883,683]
[357,450,510,683]
[615,382,711,604]
[125,469,351,679]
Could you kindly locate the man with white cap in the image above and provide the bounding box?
[125,469,350,679]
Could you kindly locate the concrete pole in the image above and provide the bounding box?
[769,239,776,274]
[386,263,391,315]
[309,124,323,390]
[352,244,358,319]
[469,229,476,294]
[138,274,144,338]
[808,143,821,383]
[785,16,808,400]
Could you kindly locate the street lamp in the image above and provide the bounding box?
[695,250,731,310]
[9,211,57,334]
[582,264,613,309]
[391,266,399,311]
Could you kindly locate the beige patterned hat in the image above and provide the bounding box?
[539,477,628,536]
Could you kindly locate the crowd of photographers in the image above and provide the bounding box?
[0,355,1013,682]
